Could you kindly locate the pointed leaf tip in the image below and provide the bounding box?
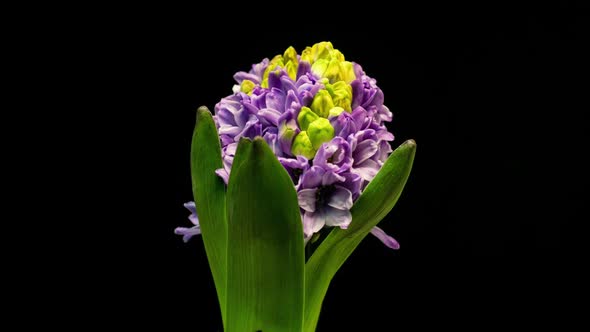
[404,139,416,147]
[252,136,269,154]
[197,105,211,114]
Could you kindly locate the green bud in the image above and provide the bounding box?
[240,79,256,95]
[297,106,319,131]
[329,107,345,117]
[307,118,335,149]
[291,131,316,159]
[310,89,334,118]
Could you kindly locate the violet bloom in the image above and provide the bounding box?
[313,137,353,176]
[279,155,310,189]
[351,63,393,124]
[177,42,401,250]
[174,202,201,243]
[297,166,352,238]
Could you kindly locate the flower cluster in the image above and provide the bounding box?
[176,42,399,249]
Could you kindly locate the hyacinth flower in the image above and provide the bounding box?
[175,42,416,331]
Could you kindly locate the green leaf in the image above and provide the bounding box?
[304,139,417,332]
[226,137,305,332]
[190,107,228,324]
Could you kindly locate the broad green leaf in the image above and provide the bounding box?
[304,139,417,332]
[190,107,228,324]
[226,137,305,332]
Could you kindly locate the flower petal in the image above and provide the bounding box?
[313,137,352,174]
[327,186,353,210]
[183,201,196,214]
[174,226,201,243]
[215,168,229,185]
[225,142,238,155]
[264,91,286,116]
[341,172,362,201]
[218,125,241,136]
[351,79,364,109]
[370,226,400,249]
[378,105,393,122]
[353,139,379,165]
[285,90,300,111]
[280,75,298,95]
[376,128,394,142]
[303,211,325,238]
[353,159,380,181]
[298,188,317,212]
[233,71,260,85]
[296,61,311,80]
[234,116,262,141]
[279,155,308,169]
[320,170,344,186]
[323,206,352,229]
[258,108,281,126]
[300,166,325,189]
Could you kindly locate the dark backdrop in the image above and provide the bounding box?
[96,8,587,331]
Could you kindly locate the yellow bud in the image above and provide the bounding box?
[326,81,353,112]
[240,79,256,95]
[301,47,313,63]
[302,43,356,84]
[283,46,298,64]
[270,54,284,66]
[312,41,334,61]
[329,107,345,117]
[285,60,297,81]
[311,59,329,78]
[330,49,345,62]
[323,58,342,83]
[339,61,356,83]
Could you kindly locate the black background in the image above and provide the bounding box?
[82,6,588,331]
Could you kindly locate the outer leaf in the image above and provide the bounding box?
[190,107,228,324]
[304,139,417,332]
[226,137,305,332]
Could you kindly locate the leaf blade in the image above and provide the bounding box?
[190,107,228,324]
[226,137,305,332]
[304,139,417,332]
